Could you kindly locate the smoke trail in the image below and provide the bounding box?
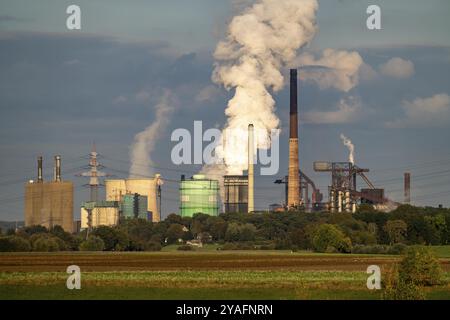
[129,90,175,177]
[340,133,355,164]
[211,0,318,175]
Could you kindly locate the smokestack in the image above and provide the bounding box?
[288,69,300,208]
[54,155,61,182]
[404,172,410,204]
[37,156,43,183]
[248,124,254,213]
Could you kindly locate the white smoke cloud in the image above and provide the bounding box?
[303,95,362,124]
[386,93,450,128]
[296,49,364,92]
[379,57,415,79]
[340,133,355,164]
[129,90,176,177]
[211,0,319,175]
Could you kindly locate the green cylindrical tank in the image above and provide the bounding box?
[180,174,219,217]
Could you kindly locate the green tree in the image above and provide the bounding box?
[207,217,228,241]
[165,224,185,244]
[239,223,256,241]
[23,225,48,235]
[79,236,105,251]
[33,237,60,252]
[50,225,78,250]
[92,226,129,251]
[384,220,408,244]
[424,214,446,245]
[311,224,352,253]
[224,222,241,242]
[0,236,31,252]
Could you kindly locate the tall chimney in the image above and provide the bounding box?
[37,156,43,183]
[404,172,410,204]
[54,155,61,182]
[248,124,254,213]
[288,69,300,208]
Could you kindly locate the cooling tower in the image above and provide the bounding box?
[287,69,300,208]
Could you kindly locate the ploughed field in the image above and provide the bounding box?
[0,251,449,299]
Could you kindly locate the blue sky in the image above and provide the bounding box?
[0,0,449,221]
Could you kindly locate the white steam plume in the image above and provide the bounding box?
[129,90,175,177]
[340,133,355,165]
[210,0,319,175]
[296,49,364,92]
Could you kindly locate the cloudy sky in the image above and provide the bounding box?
[1,0,449,221]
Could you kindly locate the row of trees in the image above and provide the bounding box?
[0,204,449,252]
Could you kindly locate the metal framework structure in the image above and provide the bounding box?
[313,161,385,213]
[274,170,323,212]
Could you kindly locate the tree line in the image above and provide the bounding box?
[0,204,449,253]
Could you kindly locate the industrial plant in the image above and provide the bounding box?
[24,156,74,232]
[23,68,414,233]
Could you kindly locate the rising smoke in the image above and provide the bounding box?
[129,90,175,177]
[340,133,355,165]
[210,0,319,175]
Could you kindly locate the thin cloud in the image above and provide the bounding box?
[379,57,415,79]
[386,93,450,128]
[304,96,363,124]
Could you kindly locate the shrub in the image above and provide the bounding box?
[387,243,408,255]
[145,241,162,251]
[79,236,105,251]
[312,224,352,253]
[383,265,425,300]
[399,246,442,286]
[383,246,442,300]
[0,236,31,252]
[33,237,60,252]
[177,244,194,251]
[221,243,238,250]
[92,226,129,251]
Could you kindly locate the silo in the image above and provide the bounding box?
[180,175,219,217]
[224,175,248,213]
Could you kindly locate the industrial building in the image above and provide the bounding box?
[121,193,150,220]
[223,175,248,213]
[24,156,74,232]
[313,161,386,212]
[80,201,120,229]
[105,176,161,222]
[180,174,219,217]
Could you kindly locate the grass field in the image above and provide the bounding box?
[0,248,449,300]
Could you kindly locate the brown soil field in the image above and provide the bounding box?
[1,252,448,272]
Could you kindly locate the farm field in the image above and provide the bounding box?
[0,250,449,300]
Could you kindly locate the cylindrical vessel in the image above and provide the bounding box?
[330,189,335,213]
[54,155,61,182]
[345,190,351,212]
[37,156,43,182]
